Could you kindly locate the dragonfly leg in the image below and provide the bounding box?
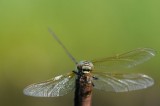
[72,70,79,75]
[92,82,95,87]
[92,76,98,87]
[92,76,98,80]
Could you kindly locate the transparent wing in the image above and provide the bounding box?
[92,48,156,70]
[23,72,76,97]
[92,72,154,92]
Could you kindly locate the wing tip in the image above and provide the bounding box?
[139,48,156,57]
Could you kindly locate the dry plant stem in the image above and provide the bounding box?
[74,92,92,106]
[74,73,93,106]
[80,93,92,106]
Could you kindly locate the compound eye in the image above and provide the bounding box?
[77,65,82,70]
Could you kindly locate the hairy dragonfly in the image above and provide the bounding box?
[24,30,155,99]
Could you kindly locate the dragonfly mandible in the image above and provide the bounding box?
[23,29,155,98]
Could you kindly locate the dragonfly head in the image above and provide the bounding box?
[77,60,94,74]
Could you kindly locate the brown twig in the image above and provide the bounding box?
[74,73,93,106]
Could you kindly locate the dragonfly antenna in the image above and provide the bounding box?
[48,28,78,64]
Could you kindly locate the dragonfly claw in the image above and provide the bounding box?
[72,70,79,75]
[92,76,98,80]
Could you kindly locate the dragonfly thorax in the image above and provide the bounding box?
[77,60,94,74]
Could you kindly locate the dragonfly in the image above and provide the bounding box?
[23,29,155,99]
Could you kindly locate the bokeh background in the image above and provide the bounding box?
[0,0,160,106]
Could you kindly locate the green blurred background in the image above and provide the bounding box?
[0,0,160,106]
